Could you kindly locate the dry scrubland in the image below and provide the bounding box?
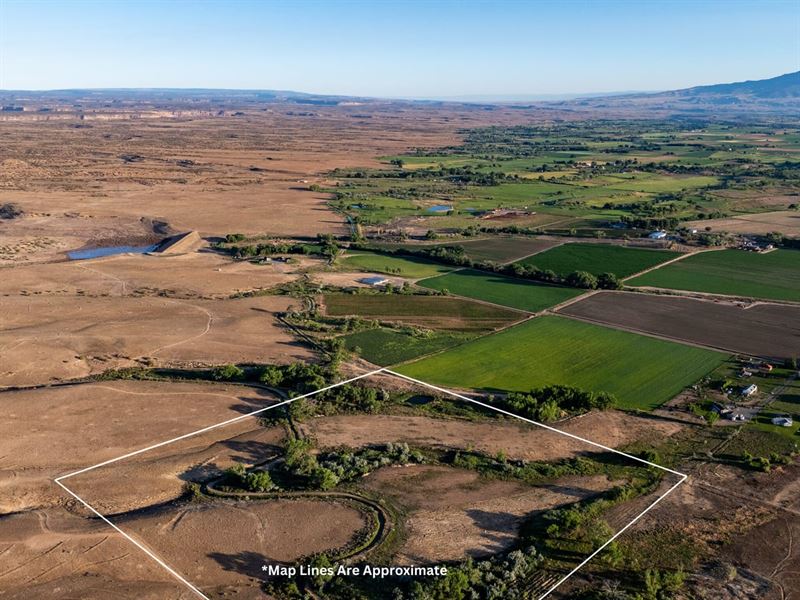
[0,295,310,387]
[0,380,281,599]
[1,101,799,599]
[0,103,551,597]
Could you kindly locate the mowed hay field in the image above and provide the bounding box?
[628,249,800,302]
[515,243,683,278]
[418,269,583,312]
[398,316,728,410]
[341,251,454,278]
[323,294,523,331]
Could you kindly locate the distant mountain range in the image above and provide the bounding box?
[669,71,800,99]
[2,72,798,117]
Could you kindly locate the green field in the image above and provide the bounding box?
[418,269,583,312]
[628,249,800,301]
[398,316,728,410]
[516,243,682,279]
[324,294,522,331]
[453,237,558,263]
[340,328,470,366]
[341,252,454,279]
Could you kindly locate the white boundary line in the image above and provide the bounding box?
[54,367,688,600]
[384,369,688,599]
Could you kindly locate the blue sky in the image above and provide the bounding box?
[1,0,797,97]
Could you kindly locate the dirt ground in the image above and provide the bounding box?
[361,465,614,564]
[0,379,286,599]
[116,498,367,596]
[686,210,800,236]
[558,291,800,359]
[0,380,280,513]
[301,411,685,463]
[0,294,310,387]
[0,509,192,600]
[0,250,302,298]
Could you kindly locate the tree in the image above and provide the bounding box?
[244,470,273,492]
[537,399,561,422]
[566,270,598,289]
[212,364,244,381]
[311,466,339,490]
[597,272,622,290]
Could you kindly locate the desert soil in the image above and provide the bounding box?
[300,411,684,463]
[361,465,614,564]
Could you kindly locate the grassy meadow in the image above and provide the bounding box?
[341,251,455,279]
[516,243,683,278]
[398,315,729,410]
[418,269,584,312]
[628,249,800,301]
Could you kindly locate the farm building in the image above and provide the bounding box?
[648,231,668,240]
[360,276,389,287]
[741,384,758,397]
[772,416,793,427]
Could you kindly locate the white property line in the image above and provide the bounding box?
[54,368,688,600]
[385,370,689,600]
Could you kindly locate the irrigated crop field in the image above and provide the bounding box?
[398,315,728,409]
[341,251,455,278]
[339,327,471,365]
[418,268,583,312]
[323,294,523,331]
[559,291,800,359]
[515,243,682,278]
[628,249,800,301]
[451,236,561,262]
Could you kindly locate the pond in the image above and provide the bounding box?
[67,243,159,260]
[426,204,453,213]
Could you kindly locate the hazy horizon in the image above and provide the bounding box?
[1,0,797,96]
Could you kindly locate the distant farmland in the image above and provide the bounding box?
[341,252,454,279]
[418,269,583,312]
[628,249,800,302]
[323,294,523,331]
[515,243,682,279]
[398,315,728,410]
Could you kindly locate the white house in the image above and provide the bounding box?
[772,416,793,427]
[742,384,758,397]
[360,276,389,287]
[648,231,667,240]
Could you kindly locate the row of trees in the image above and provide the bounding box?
[498,384,616,422]
[354,243,623,290]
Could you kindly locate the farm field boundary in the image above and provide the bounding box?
[54,367,687,600]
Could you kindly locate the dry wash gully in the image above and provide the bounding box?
[263,564,449,579]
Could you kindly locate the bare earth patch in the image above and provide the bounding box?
[559,291,800,359]
[116,499,367,595]
[301,412,684,463]
[362,465,614,564]
[0,295,310,387]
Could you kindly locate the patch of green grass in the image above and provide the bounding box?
[516,243,683,278]
[340,251,455,279]
[398,316,729,410]
[418,269,583,312]
[340,328,471,366]
[628,249,800,301]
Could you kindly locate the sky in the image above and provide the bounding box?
[0,0,798,98]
